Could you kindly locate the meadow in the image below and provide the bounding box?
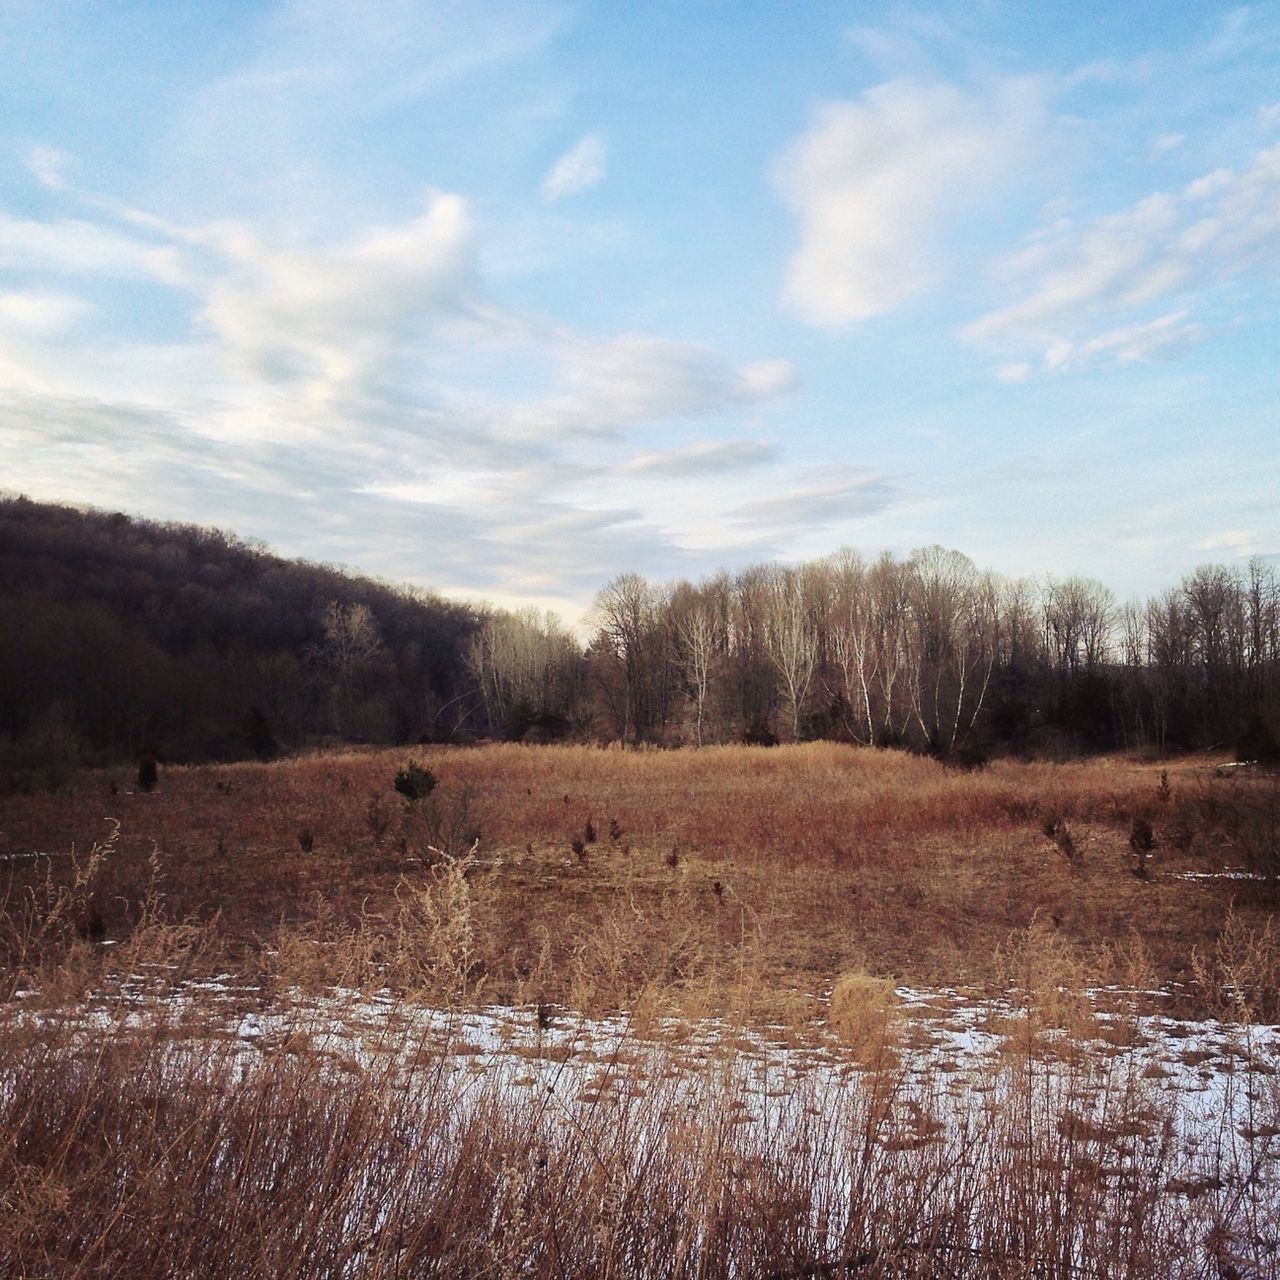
[2,744,1278,1277]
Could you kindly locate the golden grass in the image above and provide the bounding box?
[827,970,899,1063]
[3,745,1280,1276]
[1,742,1273,1019]
[1,977,1276,1278]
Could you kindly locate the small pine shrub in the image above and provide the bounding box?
[137,754,158,792]
[394,760,438,804]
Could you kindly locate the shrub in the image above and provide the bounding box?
[408,784,482,863]
[828,971,899,1060]
[137,754,159,792]
[741,720,778,747]
[394,760,437,804]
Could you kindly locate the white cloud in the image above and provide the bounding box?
[738,358,798,396]
[995,361,1031,384]
[497,335,794,440]
[964,141,1280,372]
[1044,311,1204,372]
[26,144,71,190]
[0,213,192,285]
[773,78,1042,326]
[730,471,893,529]
[0,290,91,336]
[0,167,796,610]
[541,133,608,203]
[620,440,775,478]
[199,190,478,412]
[1196,529,1261,558]
[1153,132,1185,155]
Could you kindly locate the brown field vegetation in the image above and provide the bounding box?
[2,743,1275,1018]
[3,744,1279,1278]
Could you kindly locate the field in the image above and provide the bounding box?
[3,744,1279,1277]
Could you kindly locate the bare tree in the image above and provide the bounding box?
[1044,576,1115,677]
[825,550,880,744]
[761,564,821,742]
[904,548,999,752]
[466,607,579,736]
[671,585,720,747]
[588,573,671,741]
[319,601,384,734]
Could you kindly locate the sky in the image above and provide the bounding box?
[1,0,1278,621]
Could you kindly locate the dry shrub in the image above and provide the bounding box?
[0,822,118,1000]
[992,922,1100,1049]
[828,970,899,1062]
[1191,909,1280,1023]
[0,742,1269,1018]
[260,854,487,1004]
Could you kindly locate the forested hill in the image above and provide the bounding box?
[0,496,484,767]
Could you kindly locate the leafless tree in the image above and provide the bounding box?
[761,564,821,741]
[319,601,384,733]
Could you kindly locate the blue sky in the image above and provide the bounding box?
[1,1,1277,619]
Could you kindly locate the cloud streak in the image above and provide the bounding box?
[0,157,795,612]
[730,472,894,530]
[542,134,608,202]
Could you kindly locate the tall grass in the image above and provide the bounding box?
[3,745,1278,1276]
[2,984,1275,1279]
[3,743,1270,1016]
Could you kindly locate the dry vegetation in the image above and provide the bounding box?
[3,743,1276,1016]
[2,743,1279,1277]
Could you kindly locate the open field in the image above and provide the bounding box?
[3,743,1277,1015]
[3,744,1279,1277]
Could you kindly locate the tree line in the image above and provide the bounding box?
[486,549,1280,762]
[2,497,1277,786]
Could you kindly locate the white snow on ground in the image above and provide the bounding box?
[16,971,1278,1140]
[8,974,1280,1271]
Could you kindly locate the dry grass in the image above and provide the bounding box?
[1,979,1277,1280]
[3,745,1280,1277]
[1,743,1271,1019]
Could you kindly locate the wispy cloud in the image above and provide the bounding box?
[199,191,480,414]
[541,133,608,202]
[0,290,91,337]
[774,78,1043,326]
[965,141,1280,374]
[25,144,71,190]
[620,440,775,478]
[730,471,894,529]
[0,212,192,284]
[494,335,793,441]
[0,156,794,610]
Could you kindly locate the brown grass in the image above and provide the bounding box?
[2,980,1276,1279]
[1,743,1270,1019]
[3,745,1280,1276]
